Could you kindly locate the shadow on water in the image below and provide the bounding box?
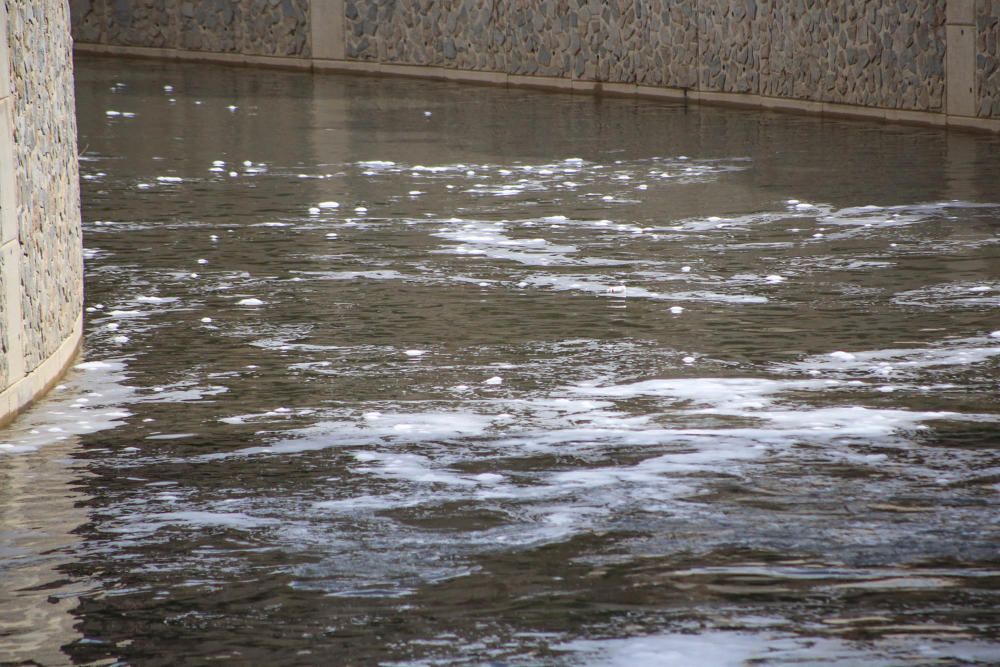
[1,55,999,665]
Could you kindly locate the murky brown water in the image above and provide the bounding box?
[2,56,1000,665]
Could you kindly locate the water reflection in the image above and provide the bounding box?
[0,359,133,664]
[2,55,999,664]
[0,437,89,663]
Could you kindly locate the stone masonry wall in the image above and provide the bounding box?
[64,0,1000,119]
[6,0,83,370]
[1,1,83,415]
[70,0,311,57]
[977,0,1000,117]
[342,0,953,113]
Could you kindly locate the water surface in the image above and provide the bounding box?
[2,56,1000,665]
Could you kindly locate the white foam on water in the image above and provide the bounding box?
[893,281,1000,309]
[218,407,314,426]
[782,334,1000,381]
[559,631,770,667]
[153,511,275,529]
[657,289,769,305]
[0,359,134,458]
[236,298,265,306]
[356,160,396,169]
[289,269,408,281]
[411,165,458,173]
[565,376,971,443]
[560,629,1000,667]
[352,451,478,487]
[133,295,177,304]
[430,219,604,267]
[202,412,501,460]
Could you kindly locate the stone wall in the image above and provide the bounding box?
[1,0,84,424]
[341,0,954,114]
[977,0,1000,117]
[70,0,311,57]
[70,1,999,125]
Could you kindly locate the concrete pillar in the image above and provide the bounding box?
[311,0,346,61]
[946,0,976,117]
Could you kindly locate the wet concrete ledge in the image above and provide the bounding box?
[73,43,1000,135]
[0,315,82,430]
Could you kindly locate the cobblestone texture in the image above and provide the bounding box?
[69,0,105,43]
[66,1,1000,116]
[5,0,83,374]
[111,0,177,47]
[341,0,959,113]
[71,0,310,56]
[977,0,1000,117]
[789,1,945,111]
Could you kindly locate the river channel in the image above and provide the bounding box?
[2,56,999,665]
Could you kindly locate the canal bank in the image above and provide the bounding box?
[70,0,1000,133]
[0,2,84,426]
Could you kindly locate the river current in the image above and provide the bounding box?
[1,56,999,665]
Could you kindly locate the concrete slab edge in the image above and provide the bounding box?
[0,314,83,429]
[71,43,1000,135]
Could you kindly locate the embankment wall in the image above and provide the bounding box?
[70,0,1000,132]
[1,1,84,426]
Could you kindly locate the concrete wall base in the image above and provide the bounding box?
[0,315,82,429]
